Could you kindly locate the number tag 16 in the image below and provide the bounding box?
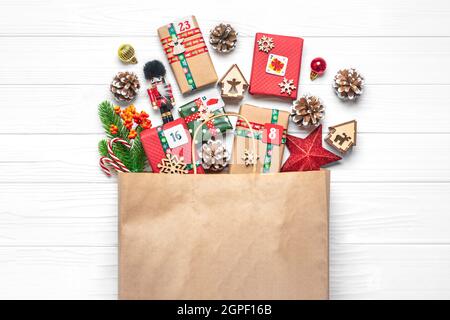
[262,123,284,145]
[164,124,189,149]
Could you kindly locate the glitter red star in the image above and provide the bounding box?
[281,125,341,172]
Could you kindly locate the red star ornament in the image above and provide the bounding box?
[281,125,341,172]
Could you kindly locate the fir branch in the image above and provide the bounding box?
[98,139,109,157]
[129,126,147,172]
[98,100,130,141]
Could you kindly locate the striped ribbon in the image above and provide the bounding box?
[163,36,205,54]
[160,28,202,44]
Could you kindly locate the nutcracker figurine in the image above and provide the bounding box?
[143,60,175,124]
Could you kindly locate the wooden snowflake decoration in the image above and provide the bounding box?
[278,78,297,96]
[157,153,189,174]
[257,35,275,53]
[241,149,259,166]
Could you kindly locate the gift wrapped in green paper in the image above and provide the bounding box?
[178,95,233,142]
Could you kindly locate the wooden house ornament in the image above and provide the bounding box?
[325,120,357,154]
[218,64,249,100]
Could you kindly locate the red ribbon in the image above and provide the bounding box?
[236,119,266,131]
[160,28,202,44]
[167,46,208,64]
[163,36,205,55]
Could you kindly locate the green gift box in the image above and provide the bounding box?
[178,95,233,142]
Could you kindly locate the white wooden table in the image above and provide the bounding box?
[0,0,449,299]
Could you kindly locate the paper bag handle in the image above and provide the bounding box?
[192,112,258,174]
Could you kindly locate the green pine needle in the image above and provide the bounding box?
[97,101,147,172]
[98,100,130,141]
[129,126,147,172]
[98,139,109,157]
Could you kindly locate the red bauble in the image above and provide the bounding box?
[310,57,327,80]
[281,125,341,172]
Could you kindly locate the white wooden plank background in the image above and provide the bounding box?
[0,0,450,299]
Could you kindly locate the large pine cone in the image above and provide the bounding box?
[110,71,140,103]
[333,68,364,100]
[209,23,237,53]
[201,139,229,172]
[291,95,325,128]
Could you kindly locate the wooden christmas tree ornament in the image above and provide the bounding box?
[218,64,249,100]
[325,120,357,154]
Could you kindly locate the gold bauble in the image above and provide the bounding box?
[118,44,137,64]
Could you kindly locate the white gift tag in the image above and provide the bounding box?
[173,16,195,34]
[265,54,288,76]
[200,95,224,112]
[165,124,189,149]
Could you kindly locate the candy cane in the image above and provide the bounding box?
[99,138,132,176]
[99,156,123,176]
[107,138,131,173]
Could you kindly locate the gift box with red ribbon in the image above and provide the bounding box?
[158,16,218,94]
[140,118,204,174]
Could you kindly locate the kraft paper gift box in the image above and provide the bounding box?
[230,104,290,174]
[158,16,218,94]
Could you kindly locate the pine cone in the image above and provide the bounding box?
[291,95,325,128]
[110,71,140,103]
[333,68,364,100]
[201,139,229,172]
[209,23,237,53]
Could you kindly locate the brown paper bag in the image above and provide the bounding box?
[119,170,329,300]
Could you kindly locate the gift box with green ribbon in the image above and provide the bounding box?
[178,95,233,142]
[158,16,218,94]
[230,104,290,174]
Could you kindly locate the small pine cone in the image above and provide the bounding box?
[201,139,229,172]
[333,68,364,100]
[110,71,140,103]
[209,23,237,53]
[291,95,325,128]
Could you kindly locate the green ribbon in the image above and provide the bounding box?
[262,109,279,173]
[168,24,197,91]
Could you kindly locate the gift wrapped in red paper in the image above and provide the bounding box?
[140,118,204,174]
[249,33,304,100]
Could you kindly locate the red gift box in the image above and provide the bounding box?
[249,33,304,100]
[140,118,204,174]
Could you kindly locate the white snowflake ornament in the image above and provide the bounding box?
[278,78,297,96]
[257,35,275,53]
[241,149,259,167]
[157,153,188,174]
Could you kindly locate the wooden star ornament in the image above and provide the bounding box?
[281,125,342,172]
